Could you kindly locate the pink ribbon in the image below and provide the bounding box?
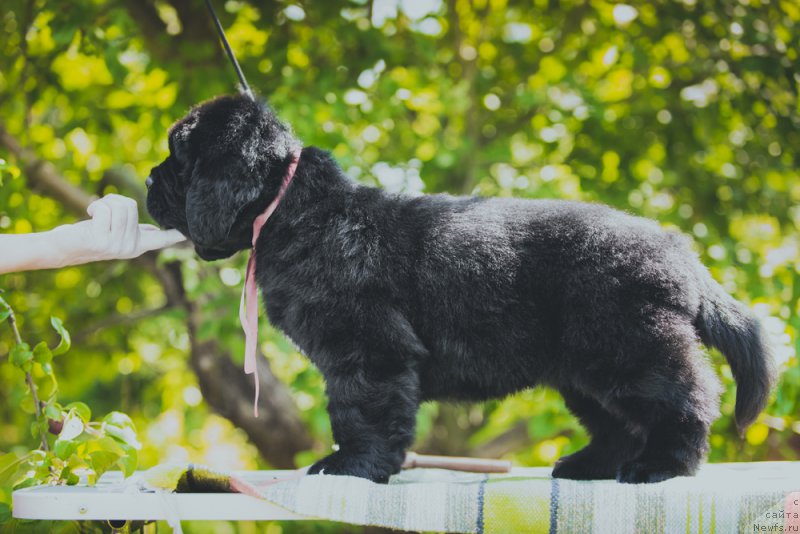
[239,149,301,417]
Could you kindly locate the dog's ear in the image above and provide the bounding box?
[184,151,266,252]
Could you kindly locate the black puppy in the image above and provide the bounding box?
[147,94,775,484]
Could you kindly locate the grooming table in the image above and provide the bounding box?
[13,470,304,522]
[13,463,800,533]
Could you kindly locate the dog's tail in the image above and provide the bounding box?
[694,269,776,434]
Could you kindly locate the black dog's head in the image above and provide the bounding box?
[146,94,299,260]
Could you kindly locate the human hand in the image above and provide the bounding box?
[52,194,186,265]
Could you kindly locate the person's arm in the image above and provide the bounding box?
[0,194,185,275]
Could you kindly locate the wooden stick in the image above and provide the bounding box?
[402,452,512,473]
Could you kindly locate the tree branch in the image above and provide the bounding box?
[122,0,170,57]
[5,304,49,451]
[0,125,95,213]
[169,0,221,44]
[98,167,147,212]
[72,305,173,345]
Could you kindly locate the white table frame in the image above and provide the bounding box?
[13,469,310,522]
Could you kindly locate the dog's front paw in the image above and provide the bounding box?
[552,448,618,480]
[308,451,398,483]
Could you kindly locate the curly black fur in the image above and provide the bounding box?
[147,94,776,484]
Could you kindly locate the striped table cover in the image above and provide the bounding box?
[140,462,800,533]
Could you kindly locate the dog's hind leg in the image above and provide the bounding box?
[307,362,420,483]
[552,388,646,480]
[564,286,722,483]
[614,354,720,483]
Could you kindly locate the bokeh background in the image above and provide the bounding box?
[1,0,798,531]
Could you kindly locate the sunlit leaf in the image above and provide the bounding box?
[65,402,91,422]
[117,446,138,477]
[0,453,29,487]
[50,316,71,356]
[32,341,53,365]
[10,343,33,368]
[44,403,62,421]
[89,450,120,480]
[102,411,135,430]
[104,424,141,450]
[53,438,78,461]
[58,413,84,441]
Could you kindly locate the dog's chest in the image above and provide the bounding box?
[256,220,396,360]
[257,262,343,363]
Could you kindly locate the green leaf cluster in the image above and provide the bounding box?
[0,299,139,530]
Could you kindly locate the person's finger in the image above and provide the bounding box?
[118,197,140,255]
[86,196,106,217]
[137,228,186,253]
[105,196,128,244]
[88,199,112,233]
[138,224,161,232]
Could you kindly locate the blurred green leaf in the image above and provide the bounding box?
[0,502,11,523]
[32,342,53,365]
[102,412,135,430]
[57,413,84,441]
[104,423,141,450]
[43,403,62,421]
[49,317,71,356]
[64,402,91,422]
[88,450,120,479]
[117,446,138,477]
[9,343,32,368]
[91,436,126,457]
[0,453,27,487]
[53,439,77,461]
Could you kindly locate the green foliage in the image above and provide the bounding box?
[49,317,71,357]
[0,161,7,188]
[0,297,139,529]
[0,0,798,531]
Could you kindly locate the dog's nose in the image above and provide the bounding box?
[145,176,153,189]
